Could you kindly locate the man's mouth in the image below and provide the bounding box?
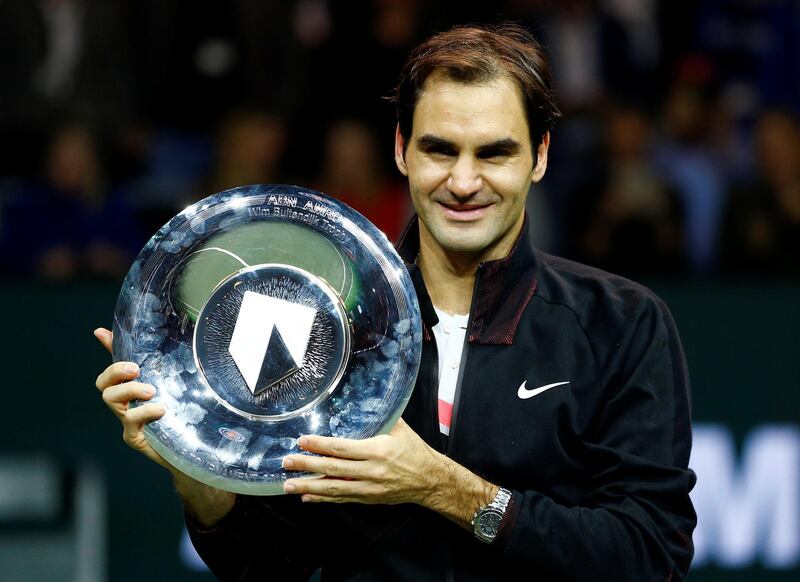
[437,201,492,221]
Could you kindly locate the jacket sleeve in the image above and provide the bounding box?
[494,292,696,581]
[185,493,321,581]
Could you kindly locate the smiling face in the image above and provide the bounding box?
[395,73,549,261]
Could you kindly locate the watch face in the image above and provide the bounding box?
[478,511,502,537]
[111,184,423,495]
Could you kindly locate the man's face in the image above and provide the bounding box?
[395,73,549,259]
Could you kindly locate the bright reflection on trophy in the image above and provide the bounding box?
[112,185,422,494]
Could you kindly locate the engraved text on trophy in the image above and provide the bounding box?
[228,291,317,395]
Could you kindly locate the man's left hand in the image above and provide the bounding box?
[283,418,501,530]
[282,418,446,507]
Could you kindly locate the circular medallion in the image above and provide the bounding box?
[194,264,350,420]
[111,185,422,494]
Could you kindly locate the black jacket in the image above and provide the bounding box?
[187,217,697,581]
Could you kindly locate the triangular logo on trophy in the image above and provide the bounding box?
[255,326,298,392]
[228,290,316,395]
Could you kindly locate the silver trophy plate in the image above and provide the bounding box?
[111,185,422,494]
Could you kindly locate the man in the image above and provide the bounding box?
[94,24,696,580]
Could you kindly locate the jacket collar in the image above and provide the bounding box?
[396,215,539,346]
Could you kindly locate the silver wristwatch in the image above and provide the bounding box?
[471,487,512,543]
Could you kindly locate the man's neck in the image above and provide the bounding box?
[418,248,476,315]
[416,218,523,315]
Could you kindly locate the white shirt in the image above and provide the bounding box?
[431,307,469,436]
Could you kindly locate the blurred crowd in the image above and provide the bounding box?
[0,0,798,281]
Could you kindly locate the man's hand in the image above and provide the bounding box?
[94,327,170,469]
[93,327,235,527]
[282,419,499,530]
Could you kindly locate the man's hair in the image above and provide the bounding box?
[390,23,561,153]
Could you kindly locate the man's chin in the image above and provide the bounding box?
[420,218,498,256]
[434,231,494,256]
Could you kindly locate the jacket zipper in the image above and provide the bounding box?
[427,331,446,453]
[445,267,480,457]
[444,267,482,582]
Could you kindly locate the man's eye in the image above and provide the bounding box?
[426,147,456,157]
[478,149,509,160]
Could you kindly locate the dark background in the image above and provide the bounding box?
[0,1,798,580]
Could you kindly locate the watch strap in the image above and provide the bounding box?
[488,487,511,513]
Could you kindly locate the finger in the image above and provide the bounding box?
[93,328,113,353]
[282,454,368,480]
[299,494,350,504]
[389,417,408,434]
[284,477,369,500]
[121,403,169,468]
[123,402,166,432]
[95,361,139,391]
[297,434,381,461]
[102,381,155,407]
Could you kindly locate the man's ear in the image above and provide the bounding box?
[394,125,409,176]
[531,131,550,184]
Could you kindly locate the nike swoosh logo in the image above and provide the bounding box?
[517,381,570,400]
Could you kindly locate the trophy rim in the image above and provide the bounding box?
[113,184,422,494]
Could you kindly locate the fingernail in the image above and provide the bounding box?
[284,482,296,493]
[144,386,155,397]
[126,363,139,375]
[282,457,295,469]
[298,436,308,447]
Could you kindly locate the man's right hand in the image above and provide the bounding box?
[94,328,170,469]
[93,327,236,527]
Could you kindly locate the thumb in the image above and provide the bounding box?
[390,417,409,434]
[93,327,113,354]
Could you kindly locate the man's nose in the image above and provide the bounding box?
[447,155,482,198]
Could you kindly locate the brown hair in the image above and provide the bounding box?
[390,23,560,153]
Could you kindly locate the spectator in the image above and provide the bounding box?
[205,109,287,195]
[317,118,412,241]
[0,122,142,279]
[652,69,727,275]
[571,105,686,276]
[721,109,800,274]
